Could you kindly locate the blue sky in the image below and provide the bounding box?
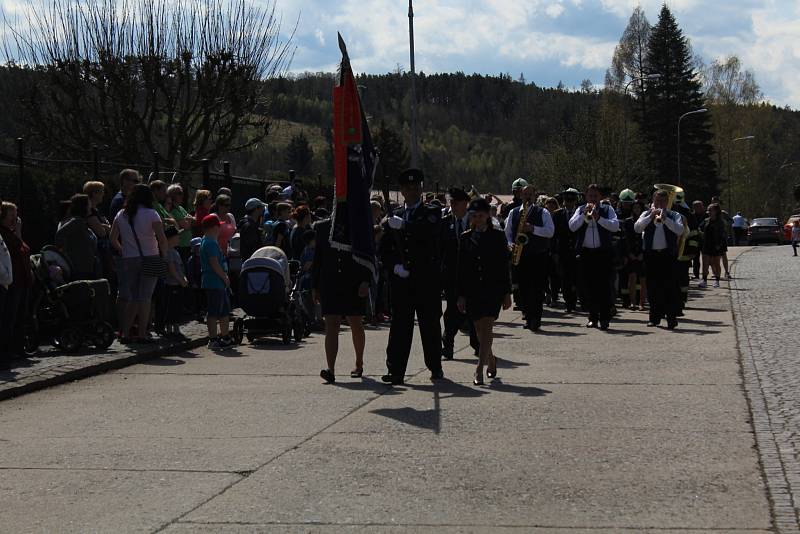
[276,0,800,109]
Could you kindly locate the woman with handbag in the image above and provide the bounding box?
[111,184,168,344]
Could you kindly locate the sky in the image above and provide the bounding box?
[275,0,800,109]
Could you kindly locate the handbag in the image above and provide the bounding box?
[130,213,168,278]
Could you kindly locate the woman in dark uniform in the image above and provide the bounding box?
[624,201,647,311]
[456,198,512,385]
[312,219,372,383]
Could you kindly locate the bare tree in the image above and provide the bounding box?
[2,0,295,170]
[606,5,651,98]
[703,55,762,106]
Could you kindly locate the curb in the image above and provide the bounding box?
[0,337,208,402]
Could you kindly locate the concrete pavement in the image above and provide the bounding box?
[0,249,773,532]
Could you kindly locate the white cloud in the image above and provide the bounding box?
[545,2,565,18]
[314,28,325,47]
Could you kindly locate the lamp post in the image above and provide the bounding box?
[622,73,660,183]
[677,108,708,186]
[408,0,420,168]
[727,135,755,214]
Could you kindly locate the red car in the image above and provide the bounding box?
[784,215,800,242]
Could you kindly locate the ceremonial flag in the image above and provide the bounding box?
[330,33,379,281]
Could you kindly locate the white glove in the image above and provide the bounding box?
[387,216,405,230]
[393,264,411,279]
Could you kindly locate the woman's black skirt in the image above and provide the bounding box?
[320,285,366,317]
[465,294,503,321]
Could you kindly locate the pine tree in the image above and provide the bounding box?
[373,121,408,192]
[643,5,717,201]
[285,131,314,175]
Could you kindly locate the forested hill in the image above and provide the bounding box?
[261,71,800,213]
[264,72,600,194]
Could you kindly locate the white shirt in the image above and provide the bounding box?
[504,205,555,245]
[114,208,162,258]
[568,205,620,249]
[633,209,685,250]
[0,233,12,288]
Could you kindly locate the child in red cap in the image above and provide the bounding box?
[200,214,233,350]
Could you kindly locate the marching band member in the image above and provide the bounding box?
[456,198,512,385]
[634,189,685,329]
[553,188,580,313]
[569,184,619,330]
[440,187,479,360]
[379,169,444,386]
[505,185,554,331]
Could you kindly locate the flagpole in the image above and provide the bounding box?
[408,0,420,168]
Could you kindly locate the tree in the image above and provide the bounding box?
[606,5,651,116]
[642,5,717,201]
[2,0,294,170]
[703,56,762,106]
[285,131,313,174]
[373,121,407,193]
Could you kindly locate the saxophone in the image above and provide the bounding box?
[511,202,531,266]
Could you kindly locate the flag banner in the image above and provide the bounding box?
[330,33,379,282]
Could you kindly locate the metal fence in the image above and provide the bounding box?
[0,137,290,250]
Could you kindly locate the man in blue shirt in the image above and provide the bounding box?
[109,169,141,218]
[200,214,233,350]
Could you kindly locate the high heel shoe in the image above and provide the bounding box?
[487,356,497,379]
[350,368,363,378]
[473,369,484,386]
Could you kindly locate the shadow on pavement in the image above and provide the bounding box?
[488,379,551,397]
[141,357,186,366]
[605,328,648,336]
[371,406,441,432]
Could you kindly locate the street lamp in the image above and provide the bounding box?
[677,108,708,186]
[622,73,661,183]
[728,135,755,212]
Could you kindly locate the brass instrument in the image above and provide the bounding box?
[511,202,531,266]
[584,203,595,223]
[653,183,689,252]
[653,183,683,223]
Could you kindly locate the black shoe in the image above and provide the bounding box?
[647,321,660,327]
[586,321,596,328]
[667,319,678,330]
[441,347,454,360]
[526,322,540,332]
[676,311,685,317]
[320,369,335,384]
[599,321,610,331]
[430,369,445,381]
[381,374,404,386]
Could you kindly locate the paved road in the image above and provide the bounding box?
[0,251,773,533]
[733,245,800,533]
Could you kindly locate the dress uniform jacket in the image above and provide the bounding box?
[379,202,444,378]
[311,219,371,316]
[456,228,511,303]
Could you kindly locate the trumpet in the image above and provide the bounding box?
[654,208,664,224]
[584,203,595,222]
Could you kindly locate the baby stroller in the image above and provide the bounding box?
[24,246,115,354]
[232,246,306,345]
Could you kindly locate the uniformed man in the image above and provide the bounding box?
[634,189,685,329]
[505,185,554,331]
[440,187,479,360]
[380,168,445,385]
[553,188,580,313]
[569,184,620,330]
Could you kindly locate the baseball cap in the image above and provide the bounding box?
[245,198,267,211]
[512,178,529,191]
[201,214,221,230]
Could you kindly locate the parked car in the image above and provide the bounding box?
[783,214,800,242]
[747,217,784,245]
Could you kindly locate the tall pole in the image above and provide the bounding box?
[677,108,707,186]
[729,136,755,213]
[408,0,420,168]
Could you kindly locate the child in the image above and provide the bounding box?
[792,219,800,257]
[200,214,233,350]
[164,227,188,338]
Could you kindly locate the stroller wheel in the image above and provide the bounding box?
[232,320,245,345]
[57,328,83,354]
[91,322,115,350]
